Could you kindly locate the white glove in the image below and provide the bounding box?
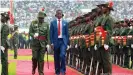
[46,45,51,52]
[75,44,78,48]
[104,44,109,50]
[88,47,90,51]
[67,45,70,50]
[131,44,133,49]
[0,46,5,53]
[34,33,39,38]
[94,45,98,50]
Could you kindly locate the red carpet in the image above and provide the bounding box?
[10,49,133,75]
[15,61,133,75]
[112,65,133,75]
[16,61,81,75]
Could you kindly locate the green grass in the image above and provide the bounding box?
[8,50,14,54]
[8,62,16,75]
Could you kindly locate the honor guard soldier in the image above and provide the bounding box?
[12,25,19,59]
[29,11,49,75]
[1,12,10,75]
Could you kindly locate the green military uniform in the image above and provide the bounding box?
[120,26,130,68]
[1,23,10,75]
[12,25,19,59]
[127,27,133,69]
[72,25,78,68]
[29,11,49,75]
[97,3,115,74]
[1,12,10,75]
[111,23,120,65]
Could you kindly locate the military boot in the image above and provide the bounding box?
[32,59,37,75]
[38,61,44,75]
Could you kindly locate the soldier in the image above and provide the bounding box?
[12,25,19,59]
[29,11,49,75]
[127,20,133,69]
[120,21,130,68]
[95,2,115,75]
[1,12,10,75]
[112,22,121,64]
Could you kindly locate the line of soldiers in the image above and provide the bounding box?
[66,2,133,75]
[112,19,133,69]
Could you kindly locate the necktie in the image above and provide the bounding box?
[58,19,60,36]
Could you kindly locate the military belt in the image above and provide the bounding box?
[35,35,46,40]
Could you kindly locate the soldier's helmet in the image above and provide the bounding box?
[37,11,47,18]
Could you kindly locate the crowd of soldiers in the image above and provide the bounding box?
[66,2,133,75]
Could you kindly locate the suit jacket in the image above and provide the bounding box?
[50,19,69,49]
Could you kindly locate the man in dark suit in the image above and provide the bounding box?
[50,9,69,75]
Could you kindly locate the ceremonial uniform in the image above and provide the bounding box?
[1,12,10,75]
[29,11,49,75]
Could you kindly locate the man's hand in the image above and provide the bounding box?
[51,44,54,50]
[0,46,5,53]
[104,44,109,50]
[34,33,39,38]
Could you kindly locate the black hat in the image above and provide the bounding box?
[1,12,10,20]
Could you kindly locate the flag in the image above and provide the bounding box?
[9,0,14,24]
